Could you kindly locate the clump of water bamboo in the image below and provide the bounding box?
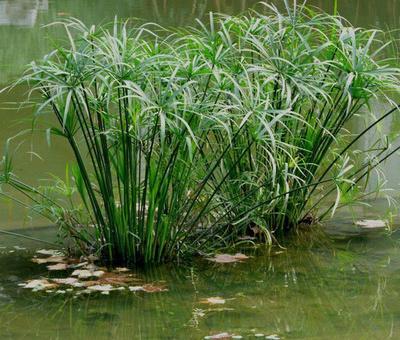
[1,1,399,264]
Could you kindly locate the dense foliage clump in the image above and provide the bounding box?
[1,2,399,264]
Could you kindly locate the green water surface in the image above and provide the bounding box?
[1,222,400,339]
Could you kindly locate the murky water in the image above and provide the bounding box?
[1,1,400,339]
[0,222,400,339]
[4,199,398,339]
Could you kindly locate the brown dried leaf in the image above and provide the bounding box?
[52,278,85,287]
[32,256,66,264]
[47,263,68,271]
[100,272,136,285]
[22,279,58,292]
[68,261,89,269]
[238,236,256,240]
[81,280,100,287]
[36,249,64,257]
[207,253,249,263]
[77,272,138,288]
[71,269,105,279]
[200,297,226,305]
[129,286,145,292]
[142,284,168,293]
[356,219,387,229]
[87,284,114,293]
[81,263,99,271]
[232,253,249,260]
[204,333,234,339]
[114,267,130,273]
[128,283,168,293]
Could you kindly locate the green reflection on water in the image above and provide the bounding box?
[0,226,399,339]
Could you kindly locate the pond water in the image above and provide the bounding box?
[1,1,400,339]
[1,220,400,339]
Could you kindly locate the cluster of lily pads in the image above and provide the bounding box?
[19,249,168,295]
[19,250,251,295]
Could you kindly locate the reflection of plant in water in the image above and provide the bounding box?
[0,0,48,27]
[372,276,387,313]
[188,307,206,328]
[186,243,398,337]
[150,0,257,26]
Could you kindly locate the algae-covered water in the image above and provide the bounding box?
[1,1,400,339]
[1,219,400,339]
